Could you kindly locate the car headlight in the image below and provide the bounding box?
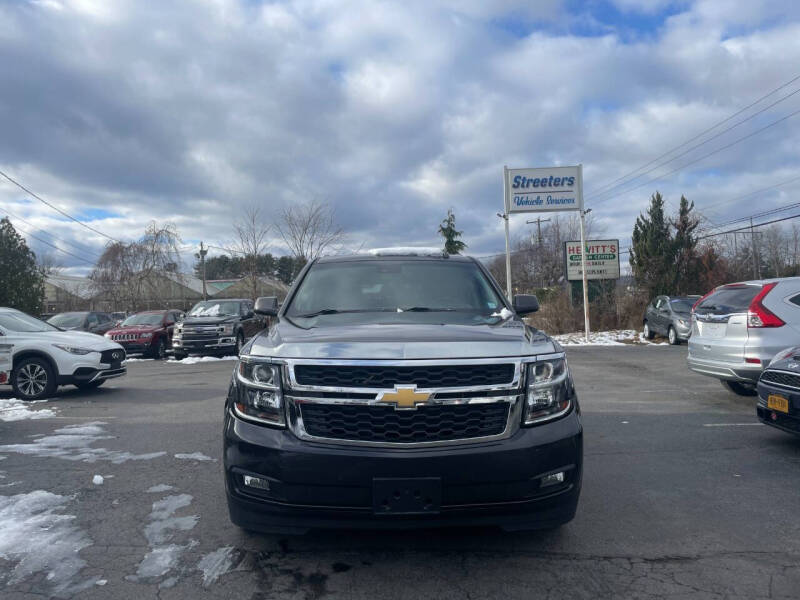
[220,323,235,335]
[140,332,153,339]
[677,319,687,327]
[52,344,95,356]
[768,347,798,367]
[233,357,284,426]
[524,356,571,425]
[103,332,112,339]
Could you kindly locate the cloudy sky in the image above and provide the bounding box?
[1,0,800,275]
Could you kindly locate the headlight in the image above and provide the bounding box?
[220,323,235,335]
[677,319,687,327]
[233,357,284,426]
[53,344,95,355]
[524,356,571,425]
[140,332,153,339]
[103,332,112,339]
[769,347,798,367]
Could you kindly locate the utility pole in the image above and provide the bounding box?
[750,218,759,279]
[526,217,551,287]
[198,242,208,300]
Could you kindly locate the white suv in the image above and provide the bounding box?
[0,307,127,400]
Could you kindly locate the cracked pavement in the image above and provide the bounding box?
[1,346,800,599]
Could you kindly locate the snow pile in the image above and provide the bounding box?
[0,421,166,464]
[92,475,104,485]
[124,357,154,363]
[197,547,236,587]
[0,491,97,595]
[147,484,176,493]
[554,330,668,346]
[129,493,198,583]
[168,355,238,365]
[175,452,215,462]
[0,398,57,422]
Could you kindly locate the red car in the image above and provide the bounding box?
[103,310,183,359]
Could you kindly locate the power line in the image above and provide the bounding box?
[1,205,104,260]
[699,212,800,239]
[590,106,800,207]
[700,173,800,217]
[12,221,99,266]
[586,72,800,200]
[0,168,121,243]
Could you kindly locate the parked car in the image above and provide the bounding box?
[0,342,11,386]
[643,295,700,345]
[224,251,582,534]
[172,299,265,358]
[47,311,117,336]
[0,307,126,400]
[110,312,128,325]
[104,310,184,359]
[688,278,800,396]
[756,347,800,436]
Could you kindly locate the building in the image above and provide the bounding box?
[207,276,289,301]
[43,274,99,314]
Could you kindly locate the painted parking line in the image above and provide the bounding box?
[702,423,762,427]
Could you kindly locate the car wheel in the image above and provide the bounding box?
[173,351,187,361]
[668,326,680,345]
[721,380,757,396]
[235,332,245,356]
[643,321,654,340]
[153,338,167,360]
[75,380,105,390]
[12,357,58,401]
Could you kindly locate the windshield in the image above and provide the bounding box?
[670,299,695,313]
[695,286,760,315]
[121,313,164,326]
[286,259,505,320]
[188,301,241,317]
[48,313,87,328]
[0,312,60,333]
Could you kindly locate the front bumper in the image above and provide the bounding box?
[223,406,582,533]
[173,337,236,354]
[687,356,762,383]
[58,365,127,385]
[756,379,800,436]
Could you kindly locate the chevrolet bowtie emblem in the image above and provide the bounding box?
[378,386,431,409]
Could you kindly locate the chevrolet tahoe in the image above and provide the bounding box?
[223,251,582,533]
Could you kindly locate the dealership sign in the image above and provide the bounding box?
[504,165,583,213]
[564,240,620,281]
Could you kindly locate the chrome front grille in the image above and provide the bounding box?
[283,358,524,448]
[111,333,139,341]
[760,369,800,390]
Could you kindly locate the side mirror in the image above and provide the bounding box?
[254,296,279,317]
[512,294,539,315]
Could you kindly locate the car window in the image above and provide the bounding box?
[695,285,761,315]
[88,314,99,325]
[789,294,800,308]
[98,313,110,323]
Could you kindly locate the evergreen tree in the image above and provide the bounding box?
[438,209,467,255]
[629,192,675,297]
[0,217,44,314]
[672,195,701,294]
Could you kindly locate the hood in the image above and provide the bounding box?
[246,318,557,360]
[107,325,161,335]
[181,315,237,326]
[4,330,122,351]
[767,347,800,370]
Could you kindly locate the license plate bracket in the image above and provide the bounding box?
[373,477,441,515]
[768,394,789,413]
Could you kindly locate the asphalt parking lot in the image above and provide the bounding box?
[2,346,800,599]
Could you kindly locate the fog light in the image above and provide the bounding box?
[243,475,270,491]
[540,471,565,487]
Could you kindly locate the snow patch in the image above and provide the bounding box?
[147,484,176,493]
[92,475,104,485]
[0,421,166,464]
[168,355,238,365]
[124,357,154,363]
[554,329,669,346]
[0,398,57,422]
[197,546,235,587]
[0,491,97,595]
[490,308,514,320]
[175,452,215,462]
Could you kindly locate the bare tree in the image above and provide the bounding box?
[37,253,64,277]
[276,199,346,263]
[231,206,272,300]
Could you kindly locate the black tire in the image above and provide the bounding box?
[151,338,167,360]
[235,332,245,356]
[173,351,187,361]
[12,357,58,401]
[643,321,654,340]
[75,379,105,390]
[668,326,680,345]
[721,380,757,396]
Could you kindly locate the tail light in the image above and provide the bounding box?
[747,282,784,328]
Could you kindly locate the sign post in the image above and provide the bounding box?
[502,164,590,340]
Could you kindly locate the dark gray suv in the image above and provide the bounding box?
[643,296,699,345]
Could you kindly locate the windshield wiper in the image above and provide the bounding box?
[399,307,457,312]
[292,309,346,318]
